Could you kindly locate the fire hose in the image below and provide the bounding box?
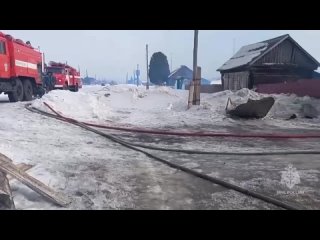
[38,102,320,155]
[42,102,320,139]
[25,103,306,210]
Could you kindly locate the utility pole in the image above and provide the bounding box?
[188,30,199,109]
[146,44,149,90]
[136,64,140,87]
[126,72,128,84]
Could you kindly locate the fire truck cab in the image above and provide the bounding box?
[0,32,43,102]
[46,61,80,92]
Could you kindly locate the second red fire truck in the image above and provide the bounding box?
[45,61,81,92]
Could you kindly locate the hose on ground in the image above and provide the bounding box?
[26,103,300,210]
[42,102,320,139]
[34,103,320,156]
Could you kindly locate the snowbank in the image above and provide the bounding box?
[31,85,320,129]
[32,89,113,122]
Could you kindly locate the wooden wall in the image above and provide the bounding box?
[222,71,249,90]
[254,39,318,70]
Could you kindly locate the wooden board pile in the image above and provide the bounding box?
[0,153,71,210]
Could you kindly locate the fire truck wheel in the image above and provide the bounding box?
[8,79,24,102]
[75,84,79,92]
[23,80,33,101]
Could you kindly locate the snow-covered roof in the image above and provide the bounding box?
[218,42,268,71]
[217,34,320,72]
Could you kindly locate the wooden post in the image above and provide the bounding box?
[188,30,199,109]
[0,156,15,209]
[0,171,15,209]
[188,81,195,108]
[193,66,201,105]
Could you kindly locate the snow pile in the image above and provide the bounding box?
[269,95,320,119]
[202,88,320,121]
[32,90,113,121]
[31,85,320,129]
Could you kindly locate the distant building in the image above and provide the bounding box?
[217,34,320,91]
[168,65,210,89]
[82,76,96,85]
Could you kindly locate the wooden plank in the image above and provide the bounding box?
[7,163,34,181]
[0,153,70,207]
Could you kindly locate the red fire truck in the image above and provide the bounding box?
[0,32,43,102]
[46,61,80,92]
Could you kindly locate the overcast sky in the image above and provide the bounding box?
[2,30,320,82]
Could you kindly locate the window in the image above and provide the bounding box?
[46,67,64,74]
[0,41,6,54]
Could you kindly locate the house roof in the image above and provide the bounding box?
[217,34,320,72]
[168,65,210,84]
[168,65,193,79]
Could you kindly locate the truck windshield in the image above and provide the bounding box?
[46,67,64,74]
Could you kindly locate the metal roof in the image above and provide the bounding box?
[168,65,193,79]
[217,34,320,72]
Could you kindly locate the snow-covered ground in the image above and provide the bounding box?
[1,85,320,209]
